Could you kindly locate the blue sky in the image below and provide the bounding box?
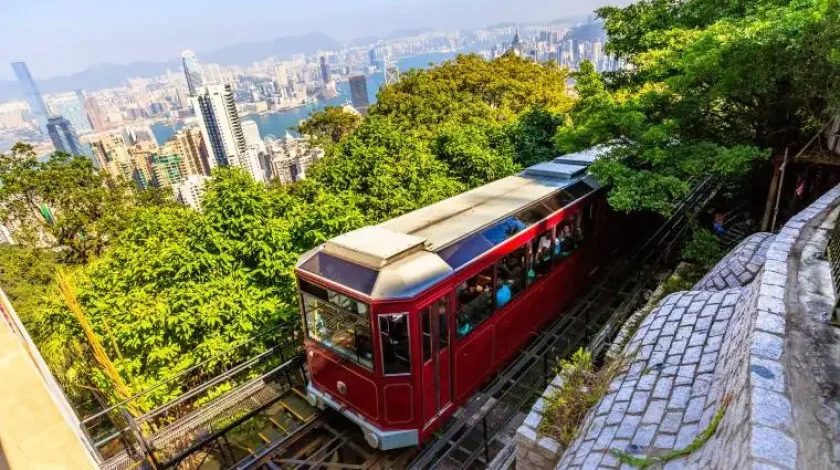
[1,0,628,80]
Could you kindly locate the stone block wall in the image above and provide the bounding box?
[515,375,566,470]
[514,183,840,470]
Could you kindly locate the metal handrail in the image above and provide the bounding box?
[825,217,840,325]
[81,319,297,424]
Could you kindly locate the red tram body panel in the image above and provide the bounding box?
[295,148,621,450]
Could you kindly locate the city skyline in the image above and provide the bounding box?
[0,0,631,80]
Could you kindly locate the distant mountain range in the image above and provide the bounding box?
[0,32,341,102]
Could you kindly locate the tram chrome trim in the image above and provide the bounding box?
[306,383,419,450]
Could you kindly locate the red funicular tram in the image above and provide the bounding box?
[296,148,612,450]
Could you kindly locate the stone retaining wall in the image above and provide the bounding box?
[514,184,840,470]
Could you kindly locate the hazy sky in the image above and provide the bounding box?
[1,0,630,80]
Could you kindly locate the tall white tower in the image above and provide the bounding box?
[191,84,247,170]
[181,50,204,96]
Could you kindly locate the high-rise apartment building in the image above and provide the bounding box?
[203,63,223,85]
[151,153,186,188]
[88,133,156,188]
[319,56,331,84]
[274,63,288,91]
[11,62,50,136]
[84,96,106,131]
[174,175,211,210]
[165,127,210,176]
[47,91,93,135]
[241,120,262,149]
[181,50,204,96]
[89,132,130,174]
[46,116,89,157]
[349,75,370,110]
[268,133,324,184]
[191,84,248,170]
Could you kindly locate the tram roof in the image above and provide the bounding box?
[297,147,606,300]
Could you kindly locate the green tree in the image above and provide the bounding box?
[295,106,362,149]
[556,0,840,214]
[0,244,59,321]
[308,116,465,221]
[0,144,172,263]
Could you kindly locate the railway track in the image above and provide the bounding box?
[225,178,718,470]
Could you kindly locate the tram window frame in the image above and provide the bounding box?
[528,229,554,285]
[422,308,433,364]
[379,313,412,376]
[300,279,374,371]
[455,267,495,339]
[421,295,450,364]
[553,205,592,262]
[495,246,526,311]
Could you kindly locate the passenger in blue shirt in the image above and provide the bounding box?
[496,280,512,309]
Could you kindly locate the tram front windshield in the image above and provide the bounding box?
[300,279,374,370]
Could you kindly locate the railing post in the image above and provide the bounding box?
[483,416,490,464]
[120,408,160,469]
[542,353,548,388]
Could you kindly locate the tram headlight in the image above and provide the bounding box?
[305,391,318,408]
[364,431,380,449]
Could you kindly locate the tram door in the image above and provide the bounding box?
[420,294,453,426]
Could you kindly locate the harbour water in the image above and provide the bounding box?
[152,51,460,144]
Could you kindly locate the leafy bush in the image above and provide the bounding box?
[539,349,624,445]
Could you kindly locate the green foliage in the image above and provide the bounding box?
[431,123,519,188]
[371,54,573,135]
[295,106,362,149]
[33,169,303,405]
[682,227,726,270]
[0,245,58,322]
[0,144,172,263]
[556,0,840,214]
[307,116,465,221]
[539,349,624,445]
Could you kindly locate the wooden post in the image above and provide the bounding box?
[771,148,790,232]
[761,155,782,231]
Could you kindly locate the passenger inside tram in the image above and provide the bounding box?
[530,230,553,283]
[456,268,494,337]
[495,278,512,309]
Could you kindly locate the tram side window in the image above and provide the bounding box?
[555,211,584,259]
[528,229,554,285]
[496,246,526,310]
[380,314,411,375]
[456,267,494,338]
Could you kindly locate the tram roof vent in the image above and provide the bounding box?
[323,226,429,270]
[524,161,587,179]
[553,147,602,166]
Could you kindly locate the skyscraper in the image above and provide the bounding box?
[273,63,288,91]
[349,75,370,109]
[47,91,93,135]
[84,96,106,131]
[191,84,248,170]
[241,120,262,149]
[181,50,204,96]
[319,56,331,84]
[11,62,49,136]
[46,116,89,158]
